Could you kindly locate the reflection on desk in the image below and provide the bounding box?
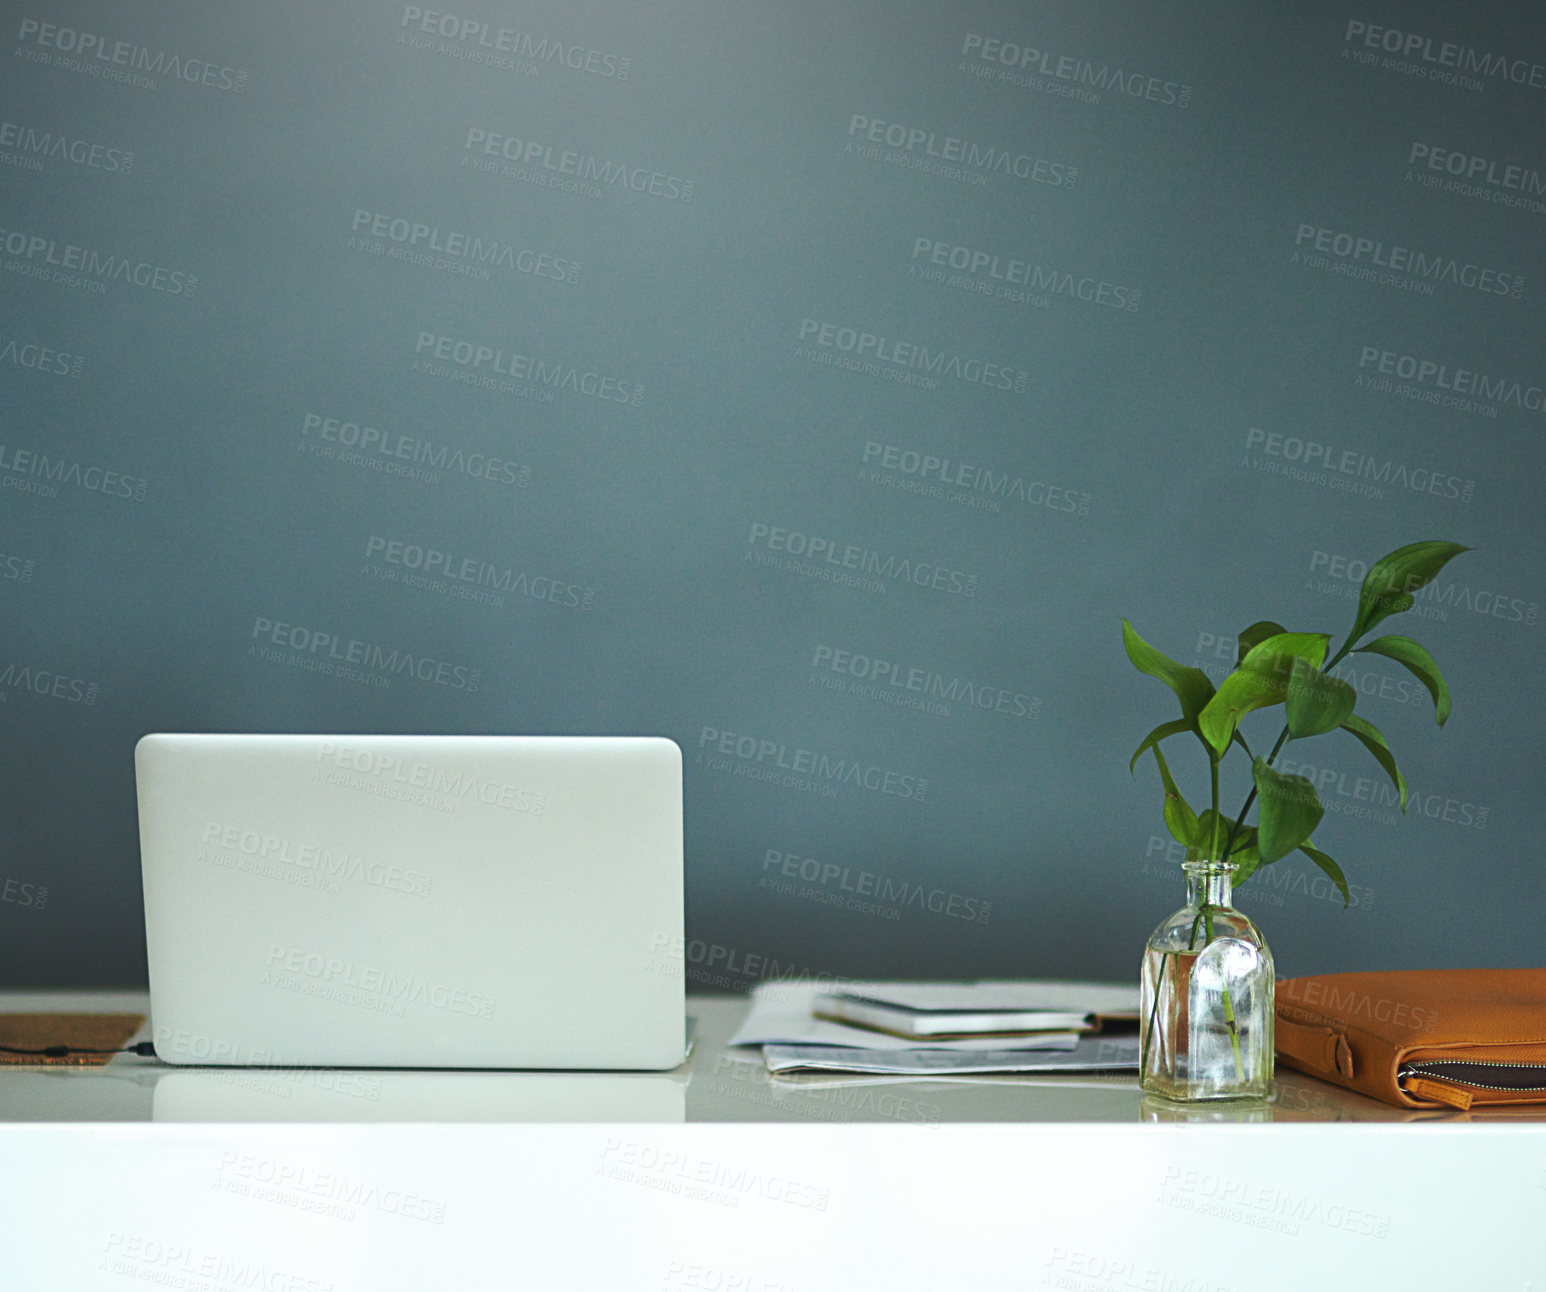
[0,1065,689,1123]
[4,992,1546,1124]
[151,1067,689,1122]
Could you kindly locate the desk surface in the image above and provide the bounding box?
[7,994,1544,1292]
[2,990,1539,1124]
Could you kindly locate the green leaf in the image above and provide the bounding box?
[1187,809,1230,862]
[1222,823,1258,857]
[1285,658,1357,740]
[1355,635,1453,726]
[1198,671,1278,756]
[1185,816,1264,890]
[1196,632,1331,755]
[1299,844,1350,909]
[1340,713,1409,812]
[1224,832,1262,886]
[1121,619,1216,730]
[1236,621,1288,667]
[1253,757,1325,865]
[1349,541,1470,645]
[1129,718,1191,775]
[1150,743,1200,847]
[1241,630,1332,676]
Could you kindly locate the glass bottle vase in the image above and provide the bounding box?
[1140,860,1274,1101]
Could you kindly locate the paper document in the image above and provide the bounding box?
[813,992,1092,1038]
[764,1034,1143,1077]
[830,980,1140,1016]
[728,982,1083,1052]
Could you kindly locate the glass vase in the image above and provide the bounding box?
[1140,860,1273,1101]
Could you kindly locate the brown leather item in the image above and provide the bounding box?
[0,1014,146,1066]
[1275,969,1546,1110]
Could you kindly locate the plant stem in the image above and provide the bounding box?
[1217,728,1289,862]
[1139,955,1166,1081]
[1205,905,1245,1082]
[1140,911,1203,1082]
[1208,756,1221,867]
[1206,754,1243,1083]
[1217,637,1358,864]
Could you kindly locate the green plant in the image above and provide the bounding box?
[1123,540,1469,903]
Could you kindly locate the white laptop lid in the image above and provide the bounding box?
[136,734,685,1070]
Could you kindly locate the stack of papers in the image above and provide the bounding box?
[730,981,1142,1076]
[763,1038,1142,1077]
[813,980,1139,1038]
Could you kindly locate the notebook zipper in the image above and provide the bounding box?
[1398,1060,1546,1109]
[1400,1060,1546,1091]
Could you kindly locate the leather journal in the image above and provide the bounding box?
[1274,968,1546,1110]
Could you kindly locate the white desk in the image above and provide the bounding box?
[3,992,1543,1289]
[2,990,1539,1124]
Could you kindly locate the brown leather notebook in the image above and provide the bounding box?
[1275,969,1546,1110]
[0,1014,146,1066]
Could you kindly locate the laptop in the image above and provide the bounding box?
[135,733,685,1070]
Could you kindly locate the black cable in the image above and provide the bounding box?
[0,1041,157,1060]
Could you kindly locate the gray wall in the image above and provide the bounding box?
[2,0,1541,989]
